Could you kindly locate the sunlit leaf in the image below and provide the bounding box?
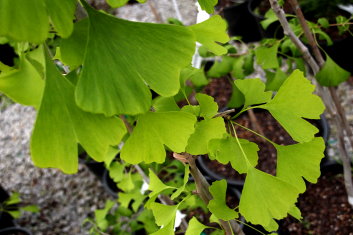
[185,217,212,235]
[171,165,190,199]
[316,54,350,87]
[198,0,218,14]
[150,202,178,227]
[235,78,272,108]
[255,42,279,69]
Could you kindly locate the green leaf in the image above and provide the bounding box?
[171,165,190,199]
[265,68,288,91]
[196,93,218,119]
[5,193,21,205]
[137,209,159,234]
[95,200,115,230]
[231,57,245,79]
[228,83,245,108]
[118,191,146,211]
[276,138,325,193]
[239,168,299,231]
[260,9,278,30]
[255,42,280,69]
[198,0,218,14]
[150,202,178,227]
[146,169,175,207]
[31,53,127,174]
[186,117,226,155]
[45,0,77,38]
[207,56,235,78]
[189,15,229,56]
[0,0,48,43]
[7,210,21,219]
[208,136,259,174]
[185,217,212,235]
[235,78,272,108]
[153,96,180,112]
[150,219,175,235]
[0,55,44,109]
[21,205,40,213]
[121,112,196,164]
[103,146,119,167]
[315,54,350,87]
[106,0,129,8]
[117,173,136,192]
[108,161,125,183]
[59,19,89,69]
[318,17,329,29]
[180,66,208,88]
[76,2,195,116]
[260,70,325,142]
[208,179,238,221]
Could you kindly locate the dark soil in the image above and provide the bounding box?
[281,171,353,235]
[204,110,295,181]
[202,77,233,110]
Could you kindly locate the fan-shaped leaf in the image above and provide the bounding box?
[235,78,272,108]
[316,54,350,87]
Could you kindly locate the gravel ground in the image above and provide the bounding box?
[0,1,197,234]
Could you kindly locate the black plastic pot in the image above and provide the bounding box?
[222,0,265,42]
[0,227,32,235]
[79,153,106,179]
[197,112,330,188]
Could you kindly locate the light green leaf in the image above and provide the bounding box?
[5,193,21,205]
[181,105,201,116]
[171,165,190,199]
[260,9,278,30]
[316,54,350,87]
[239,168,299,231]
[148,169,175,200]
[45,0,77,38]
[189,15,229,56]
[231,57,245,79]
[185,217,212,235]
[108,161,125,183]
[289,205,302,220]
[103,146,119,167]
[235,78,272,108]
[150,202,178,227]
[180,66,208,88]
[208,179,238,221]
[265,68,288,91]
[198,0,218,14]
[60,19,89,69]
[153,96,180,112]
[196,93,218,119]
[228,83,244,108]
[260,70,325,142]
[0,55,44,109]
[208,136,259,174]
[207,56,235,78]
[150,219,175,235]
[31,53,127,174]
[276,138,325,193]
[106,0,129,8]
[121,112,196,164]
[117,173,136,192]
[76,2,195,116]
[118,191,146,212]
[95,200,115,230]
[318,17,329,29]
[0,0,48,43]
[255,42,280,69]
[7,210,21,219]
[186,117,226,155]
[21,205,40,213]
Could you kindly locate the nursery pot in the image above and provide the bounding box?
[102,169,119,198]
[79,153,106,179]
[222,0,265,42]
[0,186,15,229]
[0,227,32,235]
[197,110,329,189]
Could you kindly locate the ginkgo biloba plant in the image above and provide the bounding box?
[0,0,326,234]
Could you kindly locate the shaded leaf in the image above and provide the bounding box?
[255,42,280,69]
[95,200,115,230]
[76,2,195,115]
[316,54,350,87]
[207,56,235,78]
[265,68,288,91]
[228,83,244,108]
[208,179,238,221]
[189,15,229,55]
[150,219,175,235]
[185,217,212,235]
[276,138,325,193]
[121,112,196,164]
[260,70,325,142]
[198,0,218,14]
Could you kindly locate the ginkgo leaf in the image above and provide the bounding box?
[45,0,77,38]
[189,15,229,56]
[59,19,89,69]
[118,191,146,212]
[153,96,180,112]
[186,117,226,155]
[180,66,208,88]
[196,93,218,119]
[108,161,125,183]
[150,202,178,227]
[171,165,190,199]
[259,70,325,142]
[235,78,272,108]
[0,55,44,108]
[76,1,195,116]
[95,200,115,230]
[106,0,129,8]
[208,135,259,174]
[198,0,218,14]
[228,83,244,108]
[265,68,288,91]
[276,137,325,193]
[147,169,175,204]
[31,53,127,174]
[150,218,175,235]
[316,54,350,87]
[185,217,212,235]
[255,42,280,69]
[0,0,48,43]
[121,112,196,164]
[208,180,238,221]
[207,56,235,78]
[239,168,299,231]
